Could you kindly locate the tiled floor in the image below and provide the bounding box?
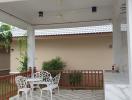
[10,89,104,100]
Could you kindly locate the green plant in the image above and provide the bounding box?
[17,36,27,55]
[69,72,82,86]
[42,57,66,70]
[0,24,12,52]
[17,54,28,72]
[17,35,27,72]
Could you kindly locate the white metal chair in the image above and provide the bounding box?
[15,76,32,100]
[39,70,52,83]
[40,73,61,100]
[31,71,52,90]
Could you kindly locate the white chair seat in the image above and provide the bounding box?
[35,81,51,85]
[50,84,58,89]
[41,84,58,91]
[19,88,31,93]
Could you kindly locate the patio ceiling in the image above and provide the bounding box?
[0,0,115,29]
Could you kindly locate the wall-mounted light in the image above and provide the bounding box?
[38,11,44,17]
[92,6,97,13]
[10,48,14,52]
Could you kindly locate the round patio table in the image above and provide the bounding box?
[27,77,42,90]
[27,77,51,90]
[27,77,42,82]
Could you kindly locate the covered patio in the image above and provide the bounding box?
[0,0,132,100]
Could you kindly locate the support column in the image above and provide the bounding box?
[127,0,132,87]
[112,18,121,65]
[27,26,35,76]
[112,0,121,70]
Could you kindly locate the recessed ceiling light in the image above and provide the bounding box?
[38,11,43,17]
[92,6,97,13]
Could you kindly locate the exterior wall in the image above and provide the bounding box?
[11,36,112,72]
[0,49,10,73]
[10,41,21,73]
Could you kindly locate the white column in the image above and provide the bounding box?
[112,0,121,68]
[27,26,35,75]
[112,18,121,65]
[127,0,132,87]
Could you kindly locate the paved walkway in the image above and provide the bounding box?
[10,89,104,100]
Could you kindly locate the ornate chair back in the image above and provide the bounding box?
[52,73,61,85]
[15,76,27,89]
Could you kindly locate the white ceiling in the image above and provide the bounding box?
[0,0,115,28]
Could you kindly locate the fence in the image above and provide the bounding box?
[0,71,31,100]
[0,70,103,100]
[48,70,104,89]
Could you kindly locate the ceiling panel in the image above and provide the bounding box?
[0,0,114,25]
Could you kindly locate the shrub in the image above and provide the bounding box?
[42,57,66,70]
[69,72,82,86]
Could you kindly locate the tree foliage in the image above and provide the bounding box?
[0,24,12,52]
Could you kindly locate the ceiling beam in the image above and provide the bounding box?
[33,19,112,29]
[0,0,28,3]
[0,8,30,30]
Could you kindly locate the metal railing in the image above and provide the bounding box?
[0,71,31,100]
[47,70,104,89]
[0,70,103,100]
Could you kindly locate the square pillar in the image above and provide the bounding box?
[127,0,132,93]
[112,0,122,71]
[112,18,121,65]
[27,26,35,76]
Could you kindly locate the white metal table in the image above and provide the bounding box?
[27,77,42,90]
[27,77,42,82]
[27,77,51,90]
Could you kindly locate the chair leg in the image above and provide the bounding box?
[17,91,19,100]
[26,92,28,100]
[50,90,52,100]
[47,90,50,95]
[40,90,43,100]
[57,86,59,94]
[30,90,32,100]
[38,85,41,92]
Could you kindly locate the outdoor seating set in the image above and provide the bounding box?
[15,70,61,100]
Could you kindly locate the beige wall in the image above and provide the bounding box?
[11,36,113,72]
[0,51,10,71]
[10,41,21,72]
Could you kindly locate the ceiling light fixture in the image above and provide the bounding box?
[38,11,44,17]
[92,6,97,13]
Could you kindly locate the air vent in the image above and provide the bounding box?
[120,3,126,14]
[92,6,97,13]
[38,11,43,17]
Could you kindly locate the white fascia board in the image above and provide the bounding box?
[33,19,112,29]
[0,0,26,3]
[0,9,30,30]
